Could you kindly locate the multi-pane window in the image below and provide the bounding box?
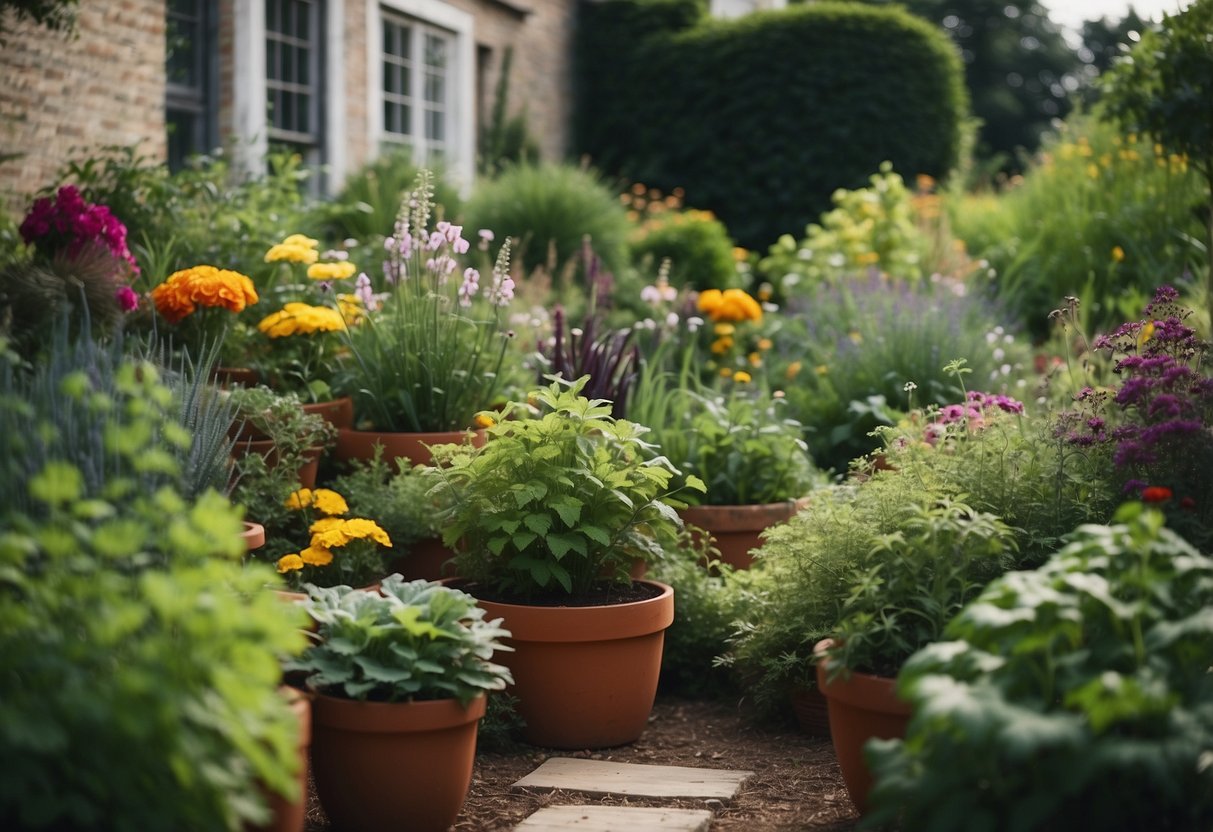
[266,0,323,153]
[382,11,452,163]
[165,0,215,170]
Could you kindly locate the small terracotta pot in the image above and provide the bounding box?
[301,396,354,431]
[247,688,311,832]
[213,366,261,388]
[387,536,458,581]
[310,693,485,832]
[334,427,485,472]
[679,497,809,570]
[473,580,674,749]
[814,638,911,816]
[241,521,267,552]
[231,440,323,489]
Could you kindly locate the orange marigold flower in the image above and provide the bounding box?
[151,265,258,323]
[1141,486,1172,504]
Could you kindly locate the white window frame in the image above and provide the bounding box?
[368,0,475,191]
[232,0,346,186]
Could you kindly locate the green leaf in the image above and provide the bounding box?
[581,525,611,546]
[552,497,583,527]
[523,513,552,536]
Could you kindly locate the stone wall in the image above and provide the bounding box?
[0,3,167,213]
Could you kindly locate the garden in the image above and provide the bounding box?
[2,1,1213,830]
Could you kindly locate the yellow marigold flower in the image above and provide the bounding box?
[699,288,762,323]
[312,489,350,516]
[719,367,733,378]
[285,488,314,510]
[697,288,723,316]
[312,517,392,549]
[1111,246,1125,263]
[474,413,496,428]
[710,336,734,354]
[732,246,749,263]
[307,261,357,281]
[748,352,762,367]
[310,516,344,535]
[714,323,736,336]
[283,234,319,248]
[734,371,752,383]
[276,554,305,573]
[300,545,334,567]
[259,303,347,337]
[786,361,802,379]
[916,173,936,192]
[264,243,320,264]
[757,338,773,351]
[150,265,258,323]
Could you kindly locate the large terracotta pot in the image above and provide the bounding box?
[301,396,354,430]
[814,638,911,816]
[678,497,809,570]
[309,693,486,832]
[247,689,311,832]
[334,427,485,472]
[473,580,674,749]
[388,536,457,581]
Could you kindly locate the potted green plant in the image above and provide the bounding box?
[864,503,1213,830]
[0,326,308,831]
[425,375,704,748]
[285,575,514,832]
[333,169,518,469]
[227,384,337,489]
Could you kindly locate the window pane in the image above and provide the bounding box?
[425,34,446,70]
[425,72,443,104]
[425,108,444,141]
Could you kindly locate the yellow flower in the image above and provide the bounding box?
[285,488,315,510]
[284,234,319,248]
[265,243,319,264]
[814,364,828,376]
[309,516,344,535]
[1138,320,1156,348]
[848,331,863,344]
[258,302,347,337]
[1086,163,1100,179]
[150,265,258,323]
[276,554,305,573]
[307,261,358,281]
[312,489,350,516]
[474,413,496,428]
[713,323,736,336]
[786,361,802,379]
[311,518,392,549]
[300,544,334,566]
[697,288,763,323]
[757,338,773,351]
[710,336,734,354]
[855,251,880,266]
[748,352,762,367]
[1111,246,1125,263]
[734,371,752,383]
[719,367,733,378]
[732,246,749,262]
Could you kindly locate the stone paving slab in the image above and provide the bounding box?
[512,757,754,800]
[513,805,713,831]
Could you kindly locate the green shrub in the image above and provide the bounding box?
[576,0,968,249]
[777,275,1030,473]
[630,208,738,292]
[952,116,1206,339]
[0,329,306,831]
[867,504,1213,830]
[459,163,632,296]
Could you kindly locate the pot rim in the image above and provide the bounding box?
[468,579,675,643]
[813,638,912,716]
[310,691,487,732]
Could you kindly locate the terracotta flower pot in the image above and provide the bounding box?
[334,427,485,472]
[789,683,831,738]
[473,580,674,749]
[241,521,267,552]
[387,536,458,581]
[301,396,354,430]
[679,497,809,570]
[814,638,911,816]
[212,366,261,388]
[309,693,486,832]
[246,688,311,832]
[231,439,323,489]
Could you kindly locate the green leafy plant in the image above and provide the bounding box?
[328,448,440,558]
[226,384,336,448]
[336,170,518,432]
[630,206,739,292]
[426,375,704,598]
[0,329,307,831]
[866,504,1213,830]
[285,575,514,705]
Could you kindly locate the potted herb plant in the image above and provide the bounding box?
[227,384,337,490]
[285,576,513,832]
[425,375,704,748]
[333,170,518,469]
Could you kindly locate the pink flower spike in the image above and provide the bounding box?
[115,285,139,312]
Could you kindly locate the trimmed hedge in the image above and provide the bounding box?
[575,0,968,250]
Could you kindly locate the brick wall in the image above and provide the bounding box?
[0,3,167,214]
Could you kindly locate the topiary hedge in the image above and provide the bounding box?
[575,0,968,250]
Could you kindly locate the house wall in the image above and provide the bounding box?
[0,3,167,213]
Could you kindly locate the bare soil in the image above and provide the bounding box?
[305,695,860,831]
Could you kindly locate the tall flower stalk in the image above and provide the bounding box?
[338,171,516,432]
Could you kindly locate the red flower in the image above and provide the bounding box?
[1141,486,1173,504]
[1180,496,1196,511]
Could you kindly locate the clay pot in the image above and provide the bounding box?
[241,521,267,552]
[247,689,311,832]
[213,366,261,388]
[679,497,809,570]
[231,439,323,489]
[301,396,354,430]
[309,693,485,832]
[334,428,485,472]
[789,684,831,738]
[387,536,458,581]
[473,580,674,749]
[814,639,911,816]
